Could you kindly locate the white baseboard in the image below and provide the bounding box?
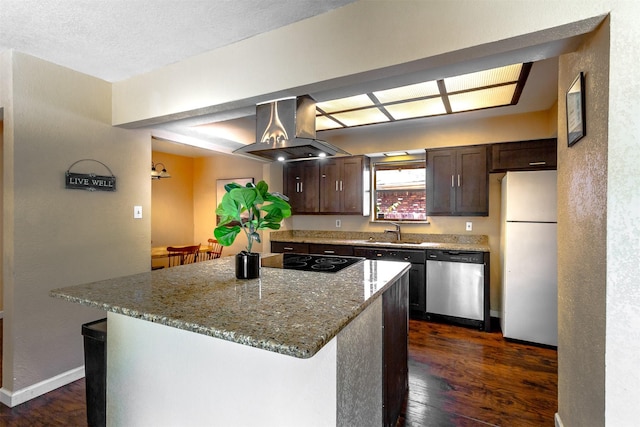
[0,366,85,408]
[555,412,564,427]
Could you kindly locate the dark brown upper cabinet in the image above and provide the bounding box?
[490,138,557,172]
[319,156,364,214]
[427,146,488,216]
[284,156,364,215]
[284,161,320,214]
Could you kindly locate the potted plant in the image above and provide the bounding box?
[214,180,291,279]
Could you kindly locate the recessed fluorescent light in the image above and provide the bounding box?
[384,151,409,157]
[448,84,517,113]
[316,115,344,131]
[316,94,374,113]
[385,98,446,120]
[315,62,531,130]
[374,80,440,103]
[330,107,390,127]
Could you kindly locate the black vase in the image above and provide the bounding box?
[235,252,260,279]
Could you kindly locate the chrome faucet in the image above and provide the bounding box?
[384,222,402,241]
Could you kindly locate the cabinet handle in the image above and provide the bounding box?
[284,247,294,250]
[458,174,461,187]
[376,253,383,257]
[529,161,547,166]
[340,180,343,191]
[335,181,339,191]
[324,250,335,254]
[451,175,454,188]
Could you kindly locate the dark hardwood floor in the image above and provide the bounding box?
[400,319,557,427]
[0,318,557,426]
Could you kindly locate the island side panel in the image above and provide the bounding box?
[337,296,383,426]
[106,312,338,427]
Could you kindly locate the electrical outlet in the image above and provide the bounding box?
[466,221,472,231]
[134,206,143,219]
[336,219,342,228]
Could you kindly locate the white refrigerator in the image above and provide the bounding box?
[500,170,558,346]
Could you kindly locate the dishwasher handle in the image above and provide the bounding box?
[427,250,484,264]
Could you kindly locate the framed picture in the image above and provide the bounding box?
[216,178,254,224]
[566,72,586,147]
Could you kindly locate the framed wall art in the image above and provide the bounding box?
[566,72,586,147]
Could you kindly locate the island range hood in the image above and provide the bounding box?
[233,95,350,162]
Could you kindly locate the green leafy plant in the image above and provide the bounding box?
[214,180,291,253]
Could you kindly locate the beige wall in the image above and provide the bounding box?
[0,52,151,400]
[151,152,195,247]
[557,19,609,426]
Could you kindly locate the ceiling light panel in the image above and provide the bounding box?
[316,94,374,113]
[316,115,344,131]
[385,98,447,120]
[444,63,522,92]
[448,84,517,113]
[373,80,440,103]
[329,107,390,127]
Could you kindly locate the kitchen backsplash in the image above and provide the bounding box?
[270,230,488,245]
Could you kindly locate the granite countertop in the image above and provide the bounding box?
[270,230,490,252]
[50,257,409,359]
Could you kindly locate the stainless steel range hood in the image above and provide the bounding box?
[233,95,349,162]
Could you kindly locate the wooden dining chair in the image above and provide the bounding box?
[167,244,201,267]
[204,238,223,260]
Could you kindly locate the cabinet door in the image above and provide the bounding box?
[408,263,426,313]
[319,156,363,214]
[284,161,319,214]
[455,146,488,215]
[284,163,304,212]
[319,158,341,213]
[340,156,363,213]
[383,274,409,427]
[427,149,456,215]
[490,138,557,172]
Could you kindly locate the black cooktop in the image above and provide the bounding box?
[282,253,364,273]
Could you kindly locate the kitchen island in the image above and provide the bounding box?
[51,256,410,426]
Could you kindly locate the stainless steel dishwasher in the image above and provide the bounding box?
[426,249,489,331]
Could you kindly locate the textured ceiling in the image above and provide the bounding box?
[0,0,356,82]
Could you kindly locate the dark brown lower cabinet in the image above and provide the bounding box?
[383,272,409,426]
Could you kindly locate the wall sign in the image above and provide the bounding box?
[65,159,116,192]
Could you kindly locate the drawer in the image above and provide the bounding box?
[308,244,354,256]
[271,242,309,254]
[354,247,426,264]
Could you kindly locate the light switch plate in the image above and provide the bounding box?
[134,206,143,219]
[466,221,472,231]
[336,219,341,228]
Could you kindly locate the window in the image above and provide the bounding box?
[373,159,427,221]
